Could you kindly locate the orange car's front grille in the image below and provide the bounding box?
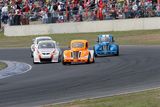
[72,51,81,59]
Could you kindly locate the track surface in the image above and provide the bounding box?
[0,46,160,107]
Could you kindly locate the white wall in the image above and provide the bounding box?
[4,17,160,36]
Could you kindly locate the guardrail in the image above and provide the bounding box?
[4,17,160,36]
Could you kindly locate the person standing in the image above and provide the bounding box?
[2,3,8,24]
[14,9,21,25]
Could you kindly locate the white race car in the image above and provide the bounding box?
[31,36,52,57]
[33,40,61,64]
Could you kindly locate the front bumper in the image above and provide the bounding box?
[64,58,88,63]
[96,50,117,55]
[34,54,59,63]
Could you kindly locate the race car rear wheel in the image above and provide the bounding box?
[62,55,70,65]
[31,52,33,58]
[62,61,71,65]
[92,56,95,63]
[62,56,66,65]
[115,46,119,56]
[33,59,39,64]
[93,46,97,57]
[62,61,67,65]
[58,54,61,63]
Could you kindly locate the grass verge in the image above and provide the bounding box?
[0,62,7,70]
[1,29,160,48]
[43,88,160,107]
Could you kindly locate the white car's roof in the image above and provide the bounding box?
[38,40,56,44]
[33,36,53,45]
[35,36,52,40]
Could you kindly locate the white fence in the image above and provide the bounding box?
[4,17,160,36]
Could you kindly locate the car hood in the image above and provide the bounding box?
[38,48,55,53]
[100,42,110,45]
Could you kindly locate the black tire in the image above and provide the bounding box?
[33,60,38,64]
[62,61,71,65]
[94,52,97,57]
[33,56,40,64]
[62,55,67,65]
[115,46,119,56]
[87,53,91,64]
[92,56,95,63]
[58,54,61,63]
[33,57,35,64]
[67,62,71,65]
[31,52,33,58]
[62,62,67,65]
[93,46,97,57]
[33,62,38,64]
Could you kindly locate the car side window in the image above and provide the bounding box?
[86,42,88,48]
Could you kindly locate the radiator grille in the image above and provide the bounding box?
[72,51,81,59]
[102,45,108,51]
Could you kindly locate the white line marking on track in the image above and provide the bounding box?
[0,60,32,79]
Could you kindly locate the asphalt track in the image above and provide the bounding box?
[0,46,160,107]
[0,60,31,79]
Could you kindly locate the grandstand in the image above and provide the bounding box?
[0,0,160,26]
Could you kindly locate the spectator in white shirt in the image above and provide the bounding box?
[2,3,8,13]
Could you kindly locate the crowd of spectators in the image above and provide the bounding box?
[0,0,160,26]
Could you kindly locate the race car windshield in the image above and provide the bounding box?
[72,42,84,48]
[37,38,51,44]
[38,43,55,49]
[99,37,110,42]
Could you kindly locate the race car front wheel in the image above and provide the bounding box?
[62,55,66,65]
[58,54,61,63]
[87,53,91,64]
[31,51,33,58]
[61,55,71,65]
[92,56,95,63]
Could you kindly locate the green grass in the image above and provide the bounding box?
[0,62,7,70]
[1,29,160,48]
[43,88,160,107]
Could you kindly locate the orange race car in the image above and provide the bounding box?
[62,40,95,65]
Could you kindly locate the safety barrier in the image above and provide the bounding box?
[4,17,160,36]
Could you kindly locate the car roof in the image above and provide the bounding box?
[71,40,88,44]
[38,40,56,44]
[35,36,52,40]
[98,34,112,38]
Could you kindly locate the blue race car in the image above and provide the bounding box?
[93,34,119,57]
